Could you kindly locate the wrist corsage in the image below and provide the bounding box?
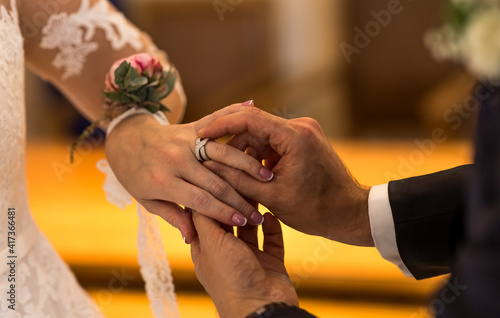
[70,53,177,163]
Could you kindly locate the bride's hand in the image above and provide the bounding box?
[105,103,272,243]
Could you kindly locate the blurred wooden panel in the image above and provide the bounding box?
[342,0,463,136]
[88,290,430,318]
[127,0,273,123]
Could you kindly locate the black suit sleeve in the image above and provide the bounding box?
[388,165,472,279]
[255,307,318,317]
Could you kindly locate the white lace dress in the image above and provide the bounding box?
[0,0,184,316]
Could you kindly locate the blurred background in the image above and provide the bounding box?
[26,0,477,317]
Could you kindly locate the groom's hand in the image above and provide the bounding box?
[198,107,374,246]
[190,211,298,318]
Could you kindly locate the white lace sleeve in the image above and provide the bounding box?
[18,1,185,317]
[20,0,186,124]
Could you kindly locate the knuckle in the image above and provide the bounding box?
[245,107,263,115]
[303,117,321,129]
[192,191,210,209]
[210,178,230,198]
[291,117,321,137]
[214,143,230,158]
[165,149,184,164]
[148,170,166,189]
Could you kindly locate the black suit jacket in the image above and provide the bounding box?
[438,84,500,317]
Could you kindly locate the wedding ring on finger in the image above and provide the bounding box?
[195,137,212,162]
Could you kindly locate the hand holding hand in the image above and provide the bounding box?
[105,103,273,243]
[190,211,298,318]
[199,107,373,246]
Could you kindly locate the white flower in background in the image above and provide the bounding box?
[425,0,500,80]
[425,25,461,61]
[461,8,500,79]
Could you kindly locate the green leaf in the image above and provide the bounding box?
[104,91,132,104]
[145,104,159,113]
[159,72,177,98]
[159,103,170,112]
[146,80,160,88]
[147,87,160,104]
[124,92,143,103]
[114,61,131,91]
[128,77,149,92]
[123,64,136,88]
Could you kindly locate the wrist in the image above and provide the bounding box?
[325,185,373,247]
[352,185,374,247]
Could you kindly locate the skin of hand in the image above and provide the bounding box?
[198,106,374,247]
[190,211,299,318]
[105,103,275,243]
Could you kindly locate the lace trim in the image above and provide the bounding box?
[40,0,142,79]
[137,205,179,318]
[98,113,179,317]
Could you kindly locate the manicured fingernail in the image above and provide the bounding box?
[232,213,248,226]
[260,167,274,181]
[242,100,254,106]
[250,212,264,226]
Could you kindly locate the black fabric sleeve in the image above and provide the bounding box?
[388,165,472,280]
[256,306,318,318]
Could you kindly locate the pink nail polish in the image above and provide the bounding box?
[232,213,248,226]
[242,100,254,106]
[250,212,264,226]
[260,167,274,181]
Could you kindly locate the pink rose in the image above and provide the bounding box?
[105,53,164,91]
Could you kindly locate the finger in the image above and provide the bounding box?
[227,133,278,160]
[246,146,258,160]
[193,101,254,132]
[198,108,288,148]
[262,213,285,262]
[181,165,264,226]
[167,179,254,227]
[204,141,273,182]
[237,225,259,249]
[192,210,223,244]
[140,200,196,244]
[190,236,201,265]
[203,160,270,202]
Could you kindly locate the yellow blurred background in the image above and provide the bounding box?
[25,0,477,317]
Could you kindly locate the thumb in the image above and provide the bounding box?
[193,102,253,132]
[140,200,196,244]
[192,210,221,243]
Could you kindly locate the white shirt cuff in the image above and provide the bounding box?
[368,184,413,278]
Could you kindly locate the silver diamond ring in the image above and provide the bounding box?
[195,138,212,162]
